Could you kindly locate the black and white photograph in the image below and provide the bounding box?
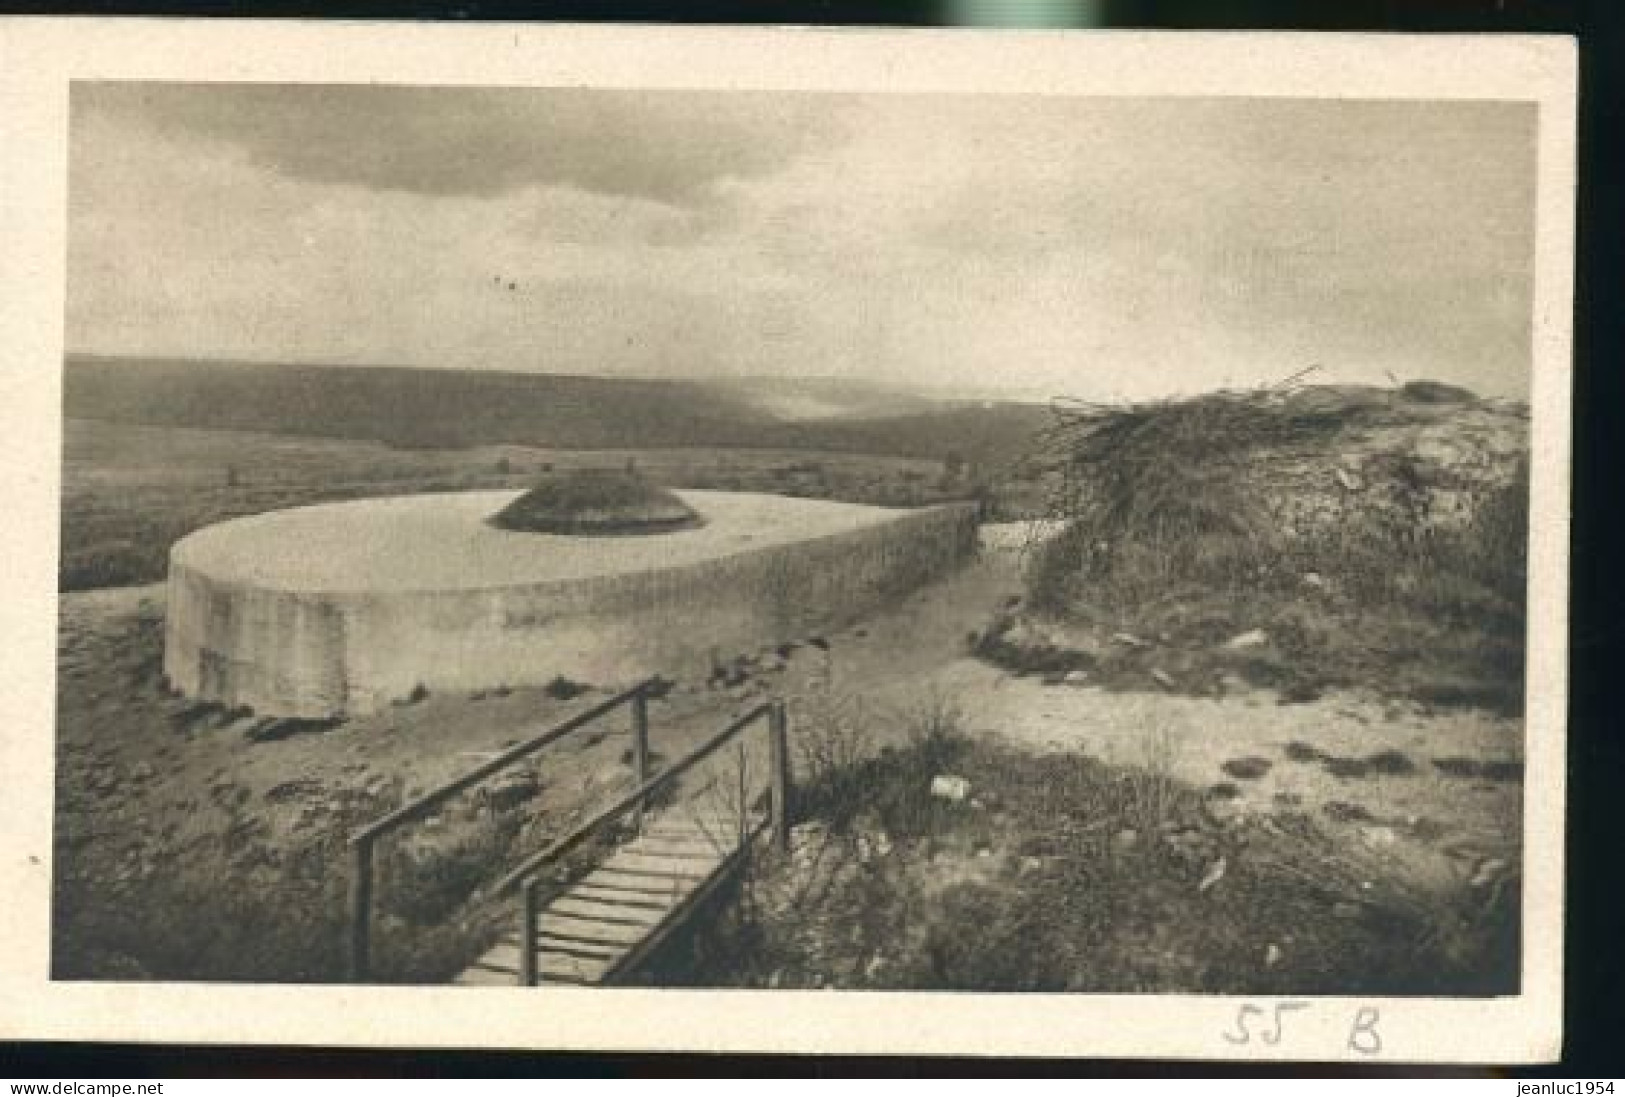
[0,22,1575,1061]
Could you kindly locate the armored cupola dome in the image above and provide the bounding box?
[489,469,702,535]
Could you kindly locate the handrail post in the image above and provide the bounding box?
[348,835,374,983]
[521,877,541,986]
[489,701,772,898]
[768,700,790,854]
[630,686,650,830]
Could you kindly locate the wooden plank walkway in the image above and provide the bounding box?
[455,812,759,987]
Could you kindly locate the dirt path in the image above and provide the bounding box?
[921,663,1519,892]
[789,525,1523,898]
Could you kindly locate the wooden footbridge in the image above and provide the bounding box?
[454,806,759,986]
[346,682,790,987]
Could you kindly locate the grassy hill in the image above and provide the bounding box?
[58,357,1054,592]
[64,355,776,451]
[63,355,1049,467]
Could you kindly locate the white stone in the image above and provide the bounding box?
[1222,629,1269,650]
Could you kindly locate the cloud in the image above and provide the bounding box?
[73,83,837,207]
[721,94,1538,397]
[67,86,1540,401]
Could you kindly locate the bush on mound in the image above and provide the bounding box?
[1009,379,1530,713]
[1400,379,1476,404]
[1027,380,1519,609]
[489,469,702,535]
[1029,384,1361,605]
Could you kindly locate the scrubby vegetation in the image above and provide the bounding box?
[663,701,1518,995]
[53,761,609,985]
[55,368,1526,993]
[50,770,564,983]
[51,602,642,985]
[59,355,1050,592]
[993,382,1530,713]
[66,355,1049,463]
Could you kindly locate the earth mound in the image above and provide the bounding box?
[489,469,703,535]
[985,381,1531,713]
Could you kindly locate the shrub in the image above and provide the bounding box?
[54,771,539,985]
[917,881,1067,991]
[1030,387,1353,608]
[1020,385,1530,713]
[792,687,973,838]
[378,812,525,927]
[681,731,1517,995]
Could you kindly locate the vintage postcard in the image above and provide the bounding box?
[0,21,1575,1061]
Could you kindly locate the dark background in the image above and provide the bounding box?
[3,0,1619,1079]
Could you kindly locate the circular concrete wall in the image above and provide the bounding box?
[164,490,977,718]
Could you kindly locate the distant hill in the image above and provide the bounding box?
[64,355,775,451]
[706,376,952,421]
[771,403,1053,471]
[63,355,1051,466]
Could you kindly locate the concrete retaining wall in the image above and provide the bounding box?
[165,501,977,718]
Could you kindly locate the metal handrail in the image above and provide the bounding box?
[512,699,791,985]
[346,678,655,982]
[352,681,653,844]
[492,701,772,896]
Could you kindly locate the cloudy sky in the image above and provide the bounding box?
[68,84,1537,401]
